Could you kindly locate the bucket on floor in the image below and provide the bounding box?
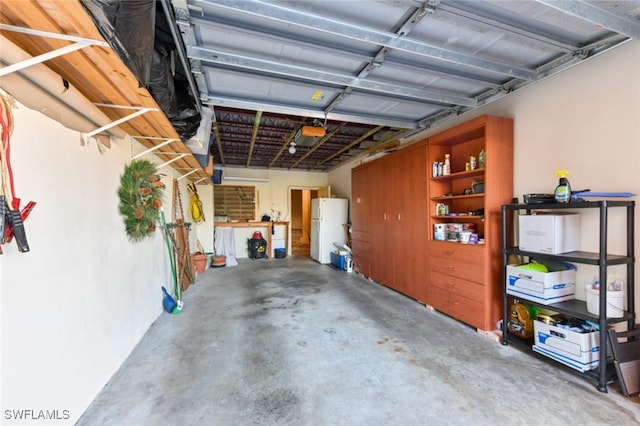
[274,248,286,259]
[193,253,207,273]
[585,284,625,318]
[212,256,227,267]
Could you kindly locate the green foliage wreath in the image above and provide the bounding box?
[117,159,165,242]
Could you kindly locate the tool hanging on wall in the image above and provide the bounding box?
[187,182,205,223]
[160,208,182,314]
[0,92,35,254]
[172,179,194,292]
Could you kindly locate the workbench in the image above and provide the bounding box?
[214,221,289,259]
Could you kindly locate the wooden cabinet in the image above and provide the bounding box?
[351,115,511,325]
[369,155,394,288]
[351,164,372,276]
[427,115,513,331]
[391,143,429,302]
[429,241,486,329]
[351,141,428,303]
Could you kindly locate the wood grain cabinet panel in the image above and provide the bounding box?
[430,271,485,303]
[351,165,373,278]
[429,241,484,266]
[430,285,485,330]
[429,242,484,284]
[351,115,512,330]
[351,236,371,276]
[351,141,429,303]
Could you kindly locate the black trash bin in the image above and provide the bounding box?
[248,231,267,259]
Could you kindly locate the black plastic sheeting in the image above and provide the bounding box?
[80,0,200,140]
[80,0,155,88]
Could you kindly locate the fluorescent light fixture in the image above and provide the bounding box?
[223,176,270,183]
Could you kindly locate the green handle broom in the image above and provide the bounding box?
[161,209,182,314]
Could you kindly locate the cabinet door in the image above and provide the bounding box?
[351,165,370,232]
[392,144,428,301]
[351,165,372,277]
[370,157,394,286]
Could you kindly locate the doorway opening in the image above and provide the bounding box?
[290,188,318,256]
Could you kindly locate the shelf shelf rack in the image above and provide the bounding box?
[501,200,635,393]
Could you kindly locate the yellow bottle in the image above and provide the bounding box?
[554,169,571,203]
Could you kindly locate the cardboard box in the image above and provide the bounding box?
[533,319,599,372]
[518,213,579,254]
[506,264,576,305]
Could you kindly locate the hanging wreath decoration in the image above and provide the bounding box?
[117,159,165,242]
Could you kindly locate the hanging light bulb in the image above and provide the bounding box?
[288,142,297,154]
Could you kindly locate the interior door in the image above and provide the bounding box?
[290,188,317,257]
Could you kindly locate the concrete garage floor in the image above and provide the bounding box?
[79,257,640,425]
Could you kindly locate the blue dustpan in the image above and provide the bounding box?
[161,286,177,313]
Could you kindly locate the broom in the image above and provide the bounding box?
[161,209,182,314]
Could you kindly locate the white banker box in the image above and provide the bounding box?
[518,213,579,254]
[506,264,576,305]
[533,319,599,372]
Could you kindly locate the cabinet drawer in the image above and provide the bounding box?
[353,258,370,276]
[430,286,485,330]
[352,251,370,264]
[351,230,370,243]
[430,256,484,284]
[429,241,483,265]
[351,239,370,254]
[430,271,484,304]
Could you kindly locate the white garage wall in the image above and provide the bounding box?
[195,183,215,252]
[0,101,202,424]
[332,39,640,314]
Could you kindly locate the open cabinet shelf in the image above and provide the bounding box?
[427,115,514,331]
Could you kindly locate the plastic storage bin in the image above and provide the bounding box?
[585,285,625,318]
[330,252,347,270]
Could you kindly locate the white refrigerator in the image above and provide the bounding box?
[310,198,349,264]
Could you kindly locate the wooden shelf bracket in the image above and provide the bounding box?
[129,135,188,170]
[176,169,200,181]
[130,137,179,160]
[81,105,157,148]
[0,24,109,77]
